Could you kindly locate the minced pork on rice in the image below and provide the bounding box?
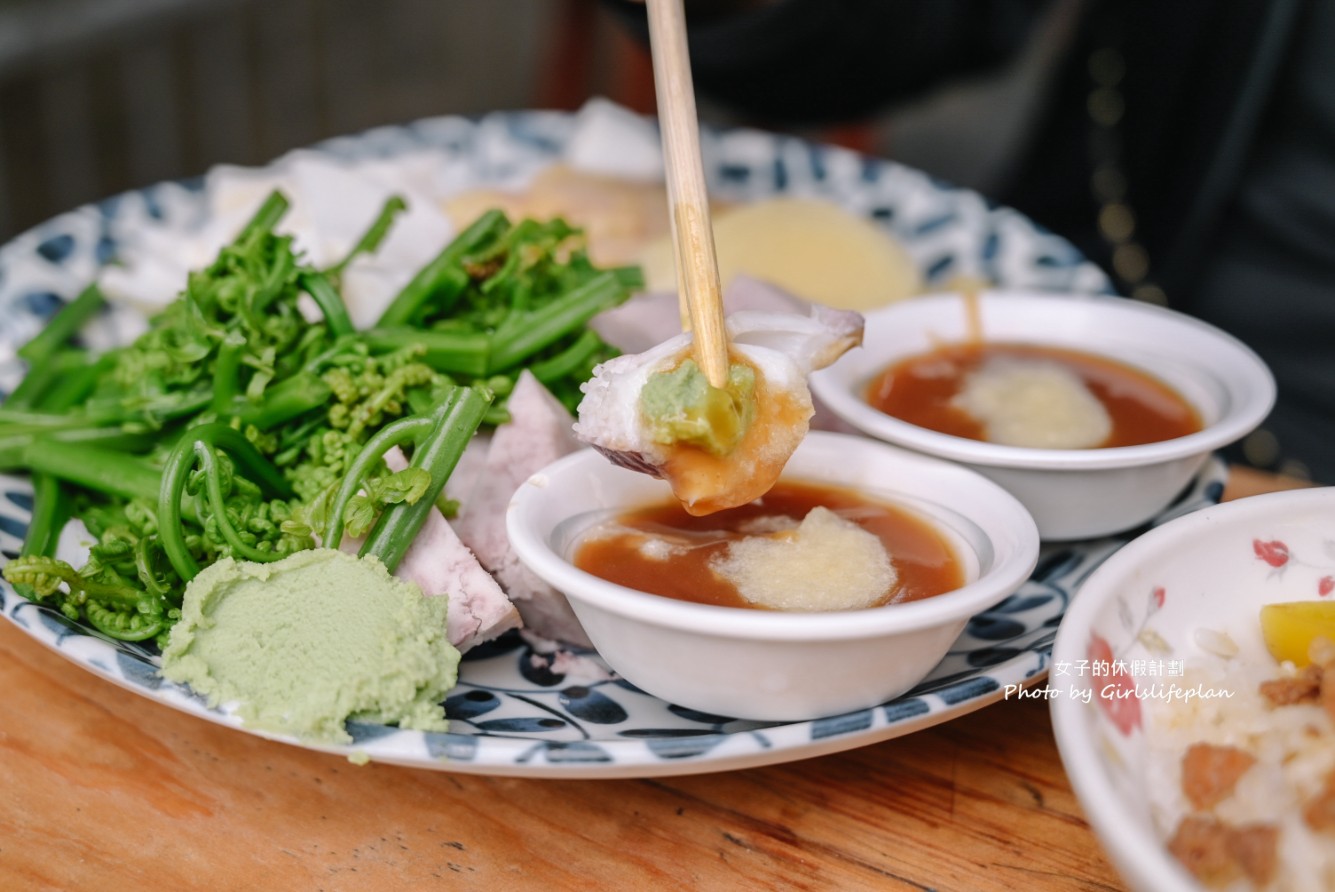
[1145,635,1335,891]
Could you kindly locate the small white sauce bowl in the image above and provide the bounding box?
[507,431,1039,722]
[809,290,1276,540]
[1049,487,1335,892]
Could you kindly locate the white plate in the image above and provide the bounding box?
[0,108,1215,777]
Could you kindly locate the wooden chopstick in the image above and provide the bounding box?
[645,0,731,389]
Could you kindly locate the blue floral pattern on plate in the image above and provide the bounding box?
[0,110,1216,777]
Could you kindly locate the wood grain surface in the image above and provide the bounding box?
[0,468,1303,891]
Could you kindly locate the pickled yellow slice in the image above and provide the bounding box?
[1260,601,1335,666]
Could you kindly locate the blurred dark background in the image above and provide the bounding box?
[0,0,1071,242]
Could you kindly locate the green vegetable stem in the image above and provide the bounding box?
[156,423,296,581]
[319,415,433,549]
[359,386,492,571]
[326,194,408,280]
[376,209,509,328]
[360,327,490,377]
[25,439,164,504]
[9,473,71,600]
[485,270,627,373]
[318,385,491,571]
[6,349,89,411]
[235,190,290,246]
[0,415,149,473]
[16,283,106,365]
[298,271,355,339]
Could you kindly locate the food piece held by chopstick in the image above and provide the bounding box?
[573,307,864,515]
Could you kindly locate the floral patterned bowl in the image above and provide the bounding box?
[1049,486,1335,892]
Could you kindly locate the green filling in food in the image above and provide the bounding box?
[639,358,756,456]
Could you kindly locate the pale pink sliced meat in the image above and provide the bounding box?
[443,430,492,506]
[379,447,521,651]
[452,371,593,647]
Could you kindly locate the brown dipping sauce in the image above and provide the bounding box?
[865,341,1203,447]
[572,480,965,611]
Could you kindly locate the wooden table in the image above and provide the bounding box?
[0,468,1308,891]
